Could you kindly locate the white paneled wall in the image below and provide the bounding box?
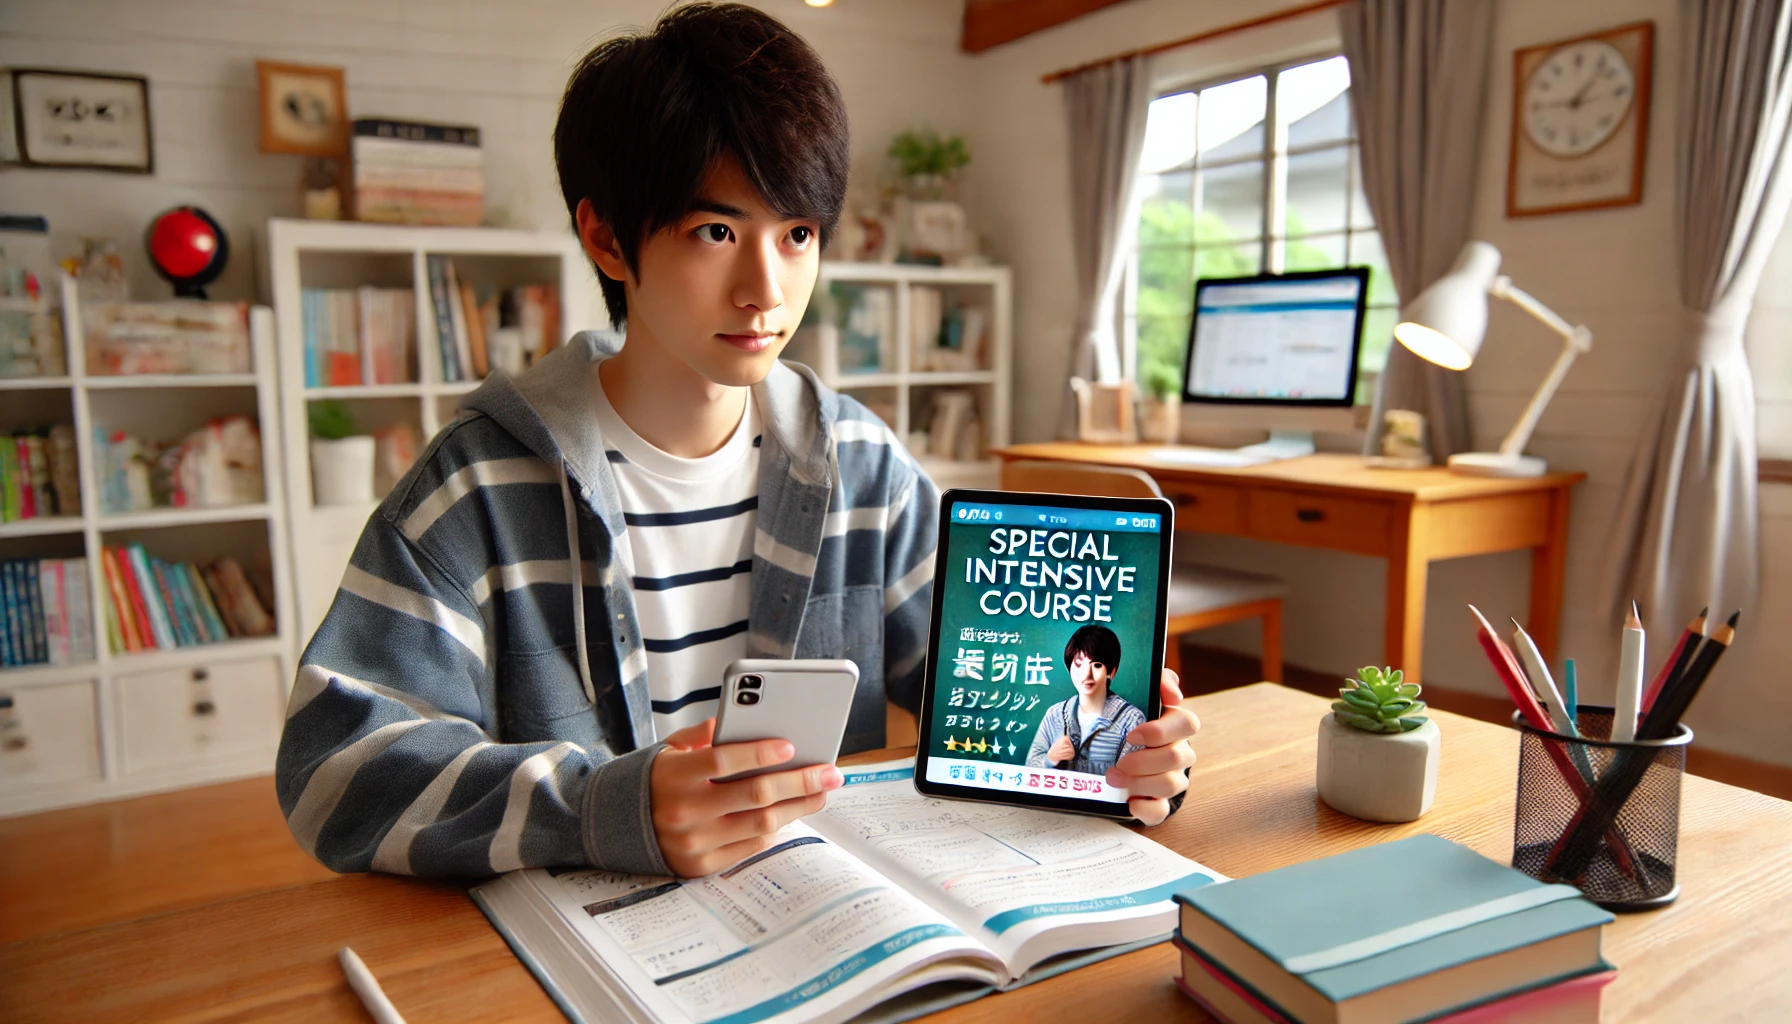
[0,0,974,302]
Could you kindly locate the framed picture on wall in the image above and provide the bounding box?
[3,68,153,173]
[1507,21,1654,217]
[256,61,348,156]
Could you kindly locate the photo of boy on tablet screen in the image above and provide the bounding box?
[1027,625,1147,776]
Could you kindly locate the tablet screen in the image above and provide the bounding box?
[916,489,1172,815]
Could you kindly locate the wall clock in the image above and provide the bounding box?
[1507,21,1653,217]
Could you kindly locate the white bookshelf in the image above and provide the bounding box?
[266,219,603,646]
[0,279,297,817]
[798,262,1011,490]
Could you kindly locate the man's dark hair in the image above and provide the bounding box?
[1063,625,1122,673]
[554,2,851,326]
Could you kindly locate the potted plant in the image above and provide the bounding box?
[308,400,376,507]
[1140,363,1182,444]
[888,129,973,263]
[888,128,971,200]
[1316,666,1441,823]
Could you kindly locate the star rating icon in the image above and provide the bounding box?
[973,738,990,754]
[944,736,959,752]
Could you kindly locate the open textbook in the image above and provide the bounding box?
[471,760,1224,1024]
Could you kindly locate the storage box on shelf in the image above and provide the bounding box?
[267,219,603,643]
[0,281,295,817]
[791,262,1011,489]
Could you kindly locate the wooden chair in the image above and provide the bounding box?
[1001,460,1284,684]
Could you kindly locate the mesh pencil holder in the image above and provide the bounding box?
[1510,706,1692,912]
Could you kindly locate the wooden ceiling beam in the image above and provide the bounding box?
[960,0,1139,54]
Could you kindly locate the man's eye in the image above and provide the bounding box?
[698,224,732,243]
[789,226,813,246]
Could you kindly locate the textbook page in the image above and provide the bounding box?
[806,760,1225,978]
[515,820,1004,1024]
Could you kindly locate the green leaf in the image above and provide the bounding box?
[1335,711,1384,732]
[1341,691,1380,712]
[1398,717,1427,732]
[1403,701,1428,717]
[1331,701,1361,716]
[1380,699,1414,716]
[1396,683,1421,698]
[1386,668,1404,685]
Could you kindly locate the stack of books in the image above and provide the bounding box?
[0,558,93,667]
[350,118,484,227]
[2,427,79,521]
[98,547,274,654]
[424,256,559,382]
[300,286,415,387]
[82,301,250,376]
[1171,835,1616,1023]
[92,417,263,513]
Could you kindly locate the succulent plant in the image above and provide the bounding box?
[1332,666,1428,733]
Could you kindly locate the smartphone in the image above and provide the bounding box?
[711,659,859,783]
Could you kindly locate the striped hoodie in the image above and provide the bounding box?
[275,331,938,878]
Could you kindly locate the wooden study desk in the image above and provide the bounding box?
[995,445,1587,683]
[5,684,1788,1022]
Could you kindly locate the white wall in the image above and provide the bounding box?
[0,0,974,302]
[962,0,1792,767]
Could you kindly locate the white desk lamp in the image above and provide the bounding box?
[1393,240,1591,478]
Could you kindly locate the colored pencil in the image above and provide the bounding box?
[1639,611,1737,741]
[1563,659,1578,730]
[1512,619,1576,737]
[1642,607,1705,714]
[1612,602,1645,743]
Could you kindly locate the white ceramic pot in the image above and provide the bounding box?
[1316,713,1440,823]
[311,436,376,507]
[1141,394,1181,445]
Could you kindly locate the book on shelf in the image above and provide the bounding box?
[829,282,892,374]
[96,547,274,654]
[303,287,414,387]
[1171,834,1615,1024]
[2,426,78,521]
[349,118,484,227]
[92,418,263,513]
[0,558,91,667]
[472,758,1225,1024]
[423,257,560,382]
[83,301,250,376]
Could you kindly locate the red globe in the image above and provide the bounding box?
[148,209,219,279]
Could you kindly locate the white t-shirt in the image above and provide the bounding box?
[591,372,759,738]
[1076,702,1103,744]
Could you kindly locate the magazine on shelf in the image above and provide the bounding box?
[472,758,1222,1024]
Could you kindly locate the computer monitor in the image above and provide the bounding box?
[1163,268,1368,465]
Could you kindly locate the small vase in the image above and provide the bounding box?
[1316,713,1440,823]
[1141,394,1181,445]
[311,436,376,506]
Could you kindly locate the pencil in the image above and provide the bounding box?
[340,947,408,1024]
[1642,607,1706,714]
[1639,610,1738,741]
[1612,602,1645,743]
[1511,619,1576,737]
[1563,659,1578,730]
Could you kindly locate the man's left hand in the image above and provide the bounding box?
[1106,670,1199,826]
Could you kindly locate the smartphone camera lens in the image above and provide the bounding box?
[736,691,760,705]
[738,675,762,690]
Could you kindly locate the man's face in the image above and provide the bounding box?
[1069,652,1111,697]
[592,155,821,387]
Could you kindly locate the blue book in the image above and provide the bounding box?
[1174,835,1614,1024]
[23,559,47,663]
[0,561,16,666]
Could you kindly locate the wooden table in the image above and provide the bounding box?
[994,445,1586,683]
[5,684,1788,1022]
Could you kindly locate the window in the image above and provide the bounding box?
[1125,55,1399,403]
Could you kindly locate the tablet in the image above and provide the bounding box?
[914,488,1174,818]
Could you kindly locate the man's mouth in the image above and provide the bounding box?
[718,331,779,353]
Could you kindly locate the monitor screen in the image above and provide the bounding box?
[1182,267,1368,407]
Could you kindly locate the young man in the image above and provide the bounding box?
[277,3,1198,881]
[1026,625,1147,776]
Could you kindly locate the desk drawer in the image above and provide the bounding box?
[1159,481,1241,533]
[1247,490,1390,555]
[118,656,284,776]
[0,680,102,789]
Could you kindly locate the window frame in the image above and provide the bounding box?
[1122,52,1393,403]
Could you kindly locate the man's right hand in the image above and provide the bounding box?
[649,718,844,877]
[1047,734,1076,765]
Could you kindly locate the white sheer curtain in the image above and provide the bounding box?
[1340,0,1494,460]
[1057,55,1152,437]
[1604,0,1792,633]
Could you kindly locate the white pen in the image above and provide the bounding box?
[1613,602,1645,743]
[1510,619,1577,737]
[340,946,408,1024]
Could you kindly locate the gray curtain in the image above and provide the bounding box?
[1341,0,1494,459]
[1058,55,1151,438]
[1604,0,1792,632]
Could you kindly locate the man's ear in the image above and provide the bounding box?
[576,199,630,284]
